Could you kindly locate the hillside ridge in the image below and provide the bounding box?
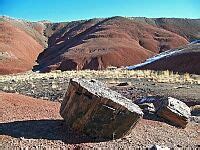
[1,16,200,74]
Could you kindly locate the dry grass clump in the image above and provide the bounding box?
[0,69,199,84]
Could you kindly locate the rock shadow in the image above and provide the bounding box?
[0,119,109,144]
[143,112,181,128]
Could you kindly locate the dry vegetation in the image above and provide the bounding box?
[0,70,199,149]
[1,69,199,84]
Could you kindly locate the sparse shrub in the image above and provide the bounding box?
[0,69,199,85]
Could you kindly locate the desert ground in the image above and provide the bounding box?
[0,15,200,149]
[0,70,199,149]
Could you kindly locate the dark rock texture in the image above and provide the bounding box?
[155,97,191,128]
[60,78,143,140]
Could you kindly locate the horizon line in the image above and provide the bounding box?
[1,15,200,23]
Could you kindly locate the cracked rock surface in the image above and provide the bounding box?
[60,78,143,140]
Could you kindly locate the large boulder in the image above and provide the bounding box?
[60,78,143,140]
[155,97,191,128]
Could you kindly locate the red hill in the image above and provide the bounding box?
[34,17,189,72]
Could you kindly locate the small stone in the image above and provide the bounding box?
[150,145,170,150]
[20,137,25,141]
[117,82,130,86]
[190,105,200,116]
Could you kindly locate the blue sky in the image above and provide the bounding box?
[0,0,199,22]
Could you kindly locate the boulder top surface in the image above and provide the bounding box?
[70,78,143,115]
[163,97,191,118]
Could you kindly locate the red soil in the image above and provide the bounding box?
[0,92,61,122]
[0,21,43,74]
[2,17,199,74]
[135,44,200,74]
[153,18,200,41]
[0,92,198,148]
[31,23,45,35]
[35,17,188,72]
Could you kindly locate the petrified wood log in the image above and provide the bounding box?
[60,78,143,140]
[155,97,191,128]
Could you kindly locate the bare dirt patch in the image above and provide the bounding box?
[0,70,199,148]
